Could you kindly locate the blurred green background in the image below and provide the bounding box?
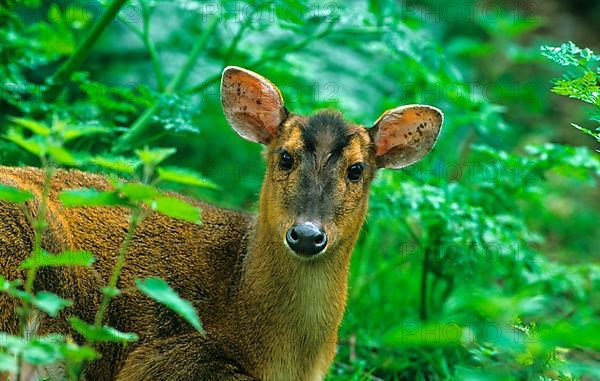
[1,0,599,379]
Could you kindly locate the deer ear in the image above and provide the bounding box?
[221,66,288,144]
[369,105,443,169]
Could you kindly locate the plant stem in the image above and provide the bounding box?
[113,15,220,152]
[222,5,257,65]
[45,0,128,101]
[184,73,220,95]
[24,164,53,295]
[93,206,143,327]
[185,23,335,94]
[118,2,165,91]
[16,162,53,381]
[166,16,219,94]
[419,246,429,321]
[140,1,165,91]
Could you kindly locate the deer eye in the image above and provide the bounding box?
[279,150,294,170]
[347,163,364,182]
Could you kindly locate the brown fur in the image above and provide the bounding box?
[0,134,365,380]
[0,67,443,380]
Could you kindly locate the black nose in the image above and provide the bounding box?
[286,223,327,256]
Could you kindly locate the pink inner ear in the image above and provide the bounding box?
[221,67,286,144]
[375,111,416,156]
[374,107,438,157]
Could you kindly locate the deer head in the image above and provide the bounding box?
[221,66,443,259]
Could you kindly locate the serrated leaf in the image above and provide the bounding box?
[157,166,218,189]
[4,129,45,157]
[551,71,599,104]
[19,250,95,269]
[150,196,201,223]
[90,155,140,175]
[542,41,600,66]
[32,291,72,317]
[59,188,128,207]
[69,318,138,343]
[136,277,204,332]
[60,125,109,142]
[48,145,80,166]
[0,184,33,203]
[117,182,159,201]
[135,147,176,167]
[59,342,97,363]
[8,117,51,136]
[22,335,64,365]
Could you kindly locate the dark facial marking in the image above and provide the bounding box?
[301,111,353,164]
[288,110,359,221]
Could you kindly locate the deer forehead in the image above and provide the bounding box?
[277,111,368,166]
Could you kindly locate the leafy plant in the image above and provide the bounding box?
[0,1,598,380]
[542,41,600,145]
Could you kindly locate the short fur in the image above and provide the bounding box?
[0,66,443,380]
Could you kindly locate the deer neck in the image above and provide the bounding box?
[234,211,357,379]
[241,219,353,324]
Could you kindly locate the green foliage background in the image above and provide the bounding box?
[1,0,599,379]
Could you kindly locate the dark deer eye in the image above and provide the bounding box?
[279,150,293,170]
[347,163,364,182]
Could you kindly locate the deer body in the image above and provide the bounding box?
[0,67,443,380]
[1,166,346,380]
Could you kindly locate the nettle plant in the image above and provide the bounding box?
[0,118,213,379]
[542,41,600,145]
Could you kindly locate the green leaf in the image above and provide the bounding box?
[4,129,45,157]
[0,352,17,373]
[19,250,95,270]
[59,342,97,363]
[117,182,159,201]
[60,124,110,142]
[157,166,218,189]
[22,334,64,365]
[59,188,128,207]
[0,334,27,352]
[32,291,72,317]
[150,196,201,223]
[90,155,140,175]
[135,147,176,167]
[551,71,599,105]
[0,275,21,292]
[48,145,80,166]
[69,318,139,343]
[23,342,60,365]
[542,41,600,67]
[135,277,204,332]
[8,117,51,136]
[0,184,33,203]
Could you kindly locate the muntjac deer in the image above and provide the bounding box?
[0,67,443,380]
